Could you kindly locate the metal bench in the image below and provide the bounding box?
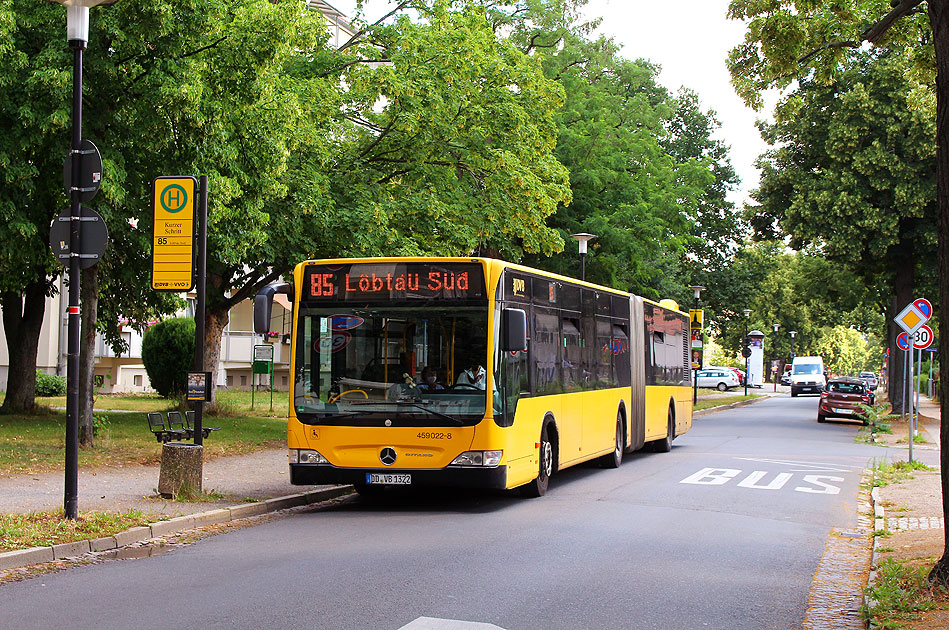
[147,412,187,443]
[183,410,221,439]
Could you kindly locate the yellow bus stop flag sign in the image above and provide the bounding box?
[151,176,197,291]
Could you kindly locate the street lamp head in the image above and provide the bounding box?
[742,309,751,318]
[569,232,597,255]
[772,323,780,333]
[690,285,705,300]
[46,0,119,43]
[789,330,796,338]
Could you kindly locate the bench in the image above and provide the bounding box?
[178,410,221,440]
[147,412,187,443]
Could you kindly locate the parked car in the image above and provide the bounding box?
[818,377,872,424]
[780,366,791,386]
[696,369,741,391]
[708,365,744,386]
[859,371,878,391]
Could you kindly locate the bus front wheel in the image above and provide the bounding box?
[522,424,552,497]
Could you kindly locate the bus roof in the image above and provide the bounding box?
[295,256,685,315]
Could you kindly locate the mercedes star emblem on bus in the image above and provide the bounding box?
[380,448,397,466]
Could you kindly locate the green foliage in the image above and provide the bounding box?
[141,318,195,398]
[34,370,66,397]
[871,458,932,487]
[747,52,935,296]
[863,559,940,628]
[497,1,741,296]
[857,403,894,435]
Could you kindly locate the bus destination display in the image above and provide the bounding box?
[303,262,485,302]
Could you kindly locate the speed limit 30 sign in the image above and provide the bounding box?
[914,324,934,350]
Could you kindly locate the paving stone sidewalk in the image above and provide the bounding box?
[0,447,341,517]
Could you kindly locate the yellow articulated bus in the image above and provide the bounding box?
[254,257,692,497]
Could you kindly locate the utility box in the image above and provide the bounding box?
[747,330,765,387]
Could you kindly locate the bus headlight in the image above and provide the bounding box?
[290,449,328,465]
[450,450,502,467]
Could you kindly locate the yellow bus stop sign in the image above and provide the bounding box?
[151,176,196,291]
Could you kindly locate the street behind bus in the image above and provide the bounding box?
[0,394,880,630]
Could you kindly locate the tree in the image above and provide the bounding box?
[502,2,741,297]
[141,318,195,398]
[726,0,949,584]
[746,50,936,414]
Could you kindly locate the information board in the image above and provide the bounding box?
[152,176,197,291]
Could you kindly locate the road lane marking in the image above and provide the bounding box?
[399,618,506,630]
[680,468,846,494]
[735,457,855,473]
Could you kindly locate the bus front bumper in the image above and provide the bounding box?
[290,463,508,489]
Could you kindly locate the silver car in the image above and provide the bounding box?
[859,371,878,391]
[695,369,740,391]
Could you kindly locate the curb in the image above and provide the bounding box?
[0,485,352,572]
[694,393,770,417]
[866,479,884,629]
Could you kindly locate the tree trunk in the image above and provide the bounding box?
[927,0,949,587]
[0,281,49,414]
[888,248,915,416]
[203,306,229,405]
[79,266,98,447]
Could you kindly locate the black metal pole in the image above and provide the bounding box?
[64,39,85,520]
[693,294,699,405]
[192,176,208,445]
[580,252,586,282]
[744,322,749,397]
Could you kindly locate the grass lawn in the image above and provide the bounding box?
[693,392,762,411]
[0,510,155,553]
[0,391,288,478]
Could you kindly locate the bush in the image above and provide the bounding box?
[35,370,67,396]
[141,317,195,398]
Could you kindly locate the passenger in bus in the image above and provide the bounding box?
[417,366,444,391]
[456,364,486,389]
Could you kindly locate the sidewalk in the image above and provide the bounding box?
[0,447,350,572]
[867,394,948,628]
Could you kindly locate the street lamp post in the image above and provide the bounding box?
[742,309,752,397]
[772,323,780,392]
[789,330,797,360]
[569,233,597,281]
[47,0,120,520]
[690,285,705,404]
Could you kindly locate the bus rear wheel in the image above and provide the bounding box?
[522,424,552,497]
[652,405,675,453]
[599,413,624,468]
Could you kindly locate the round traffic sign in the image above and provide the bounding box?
[62,139,103,203]
[49,206,109,269]
[914,324,934,350]
[896,331,911,351]
[913,298,933,319]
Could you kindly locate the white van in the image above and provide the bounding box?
[790,356,826,397]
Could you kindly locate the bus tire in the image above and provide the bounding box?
[652,405,675,453]
[522,423,553,498]
[599,412,624,468]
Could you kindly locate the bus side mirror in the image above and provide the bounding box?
[254,282,292,334]
[501,308,528,352]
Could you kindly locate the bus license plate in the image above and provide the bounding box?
[367,473,411,485]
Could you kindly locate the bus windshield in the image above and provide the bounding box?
[293,305,489,426]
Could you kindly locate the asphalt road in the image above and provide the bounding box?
[0,393,881,630]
